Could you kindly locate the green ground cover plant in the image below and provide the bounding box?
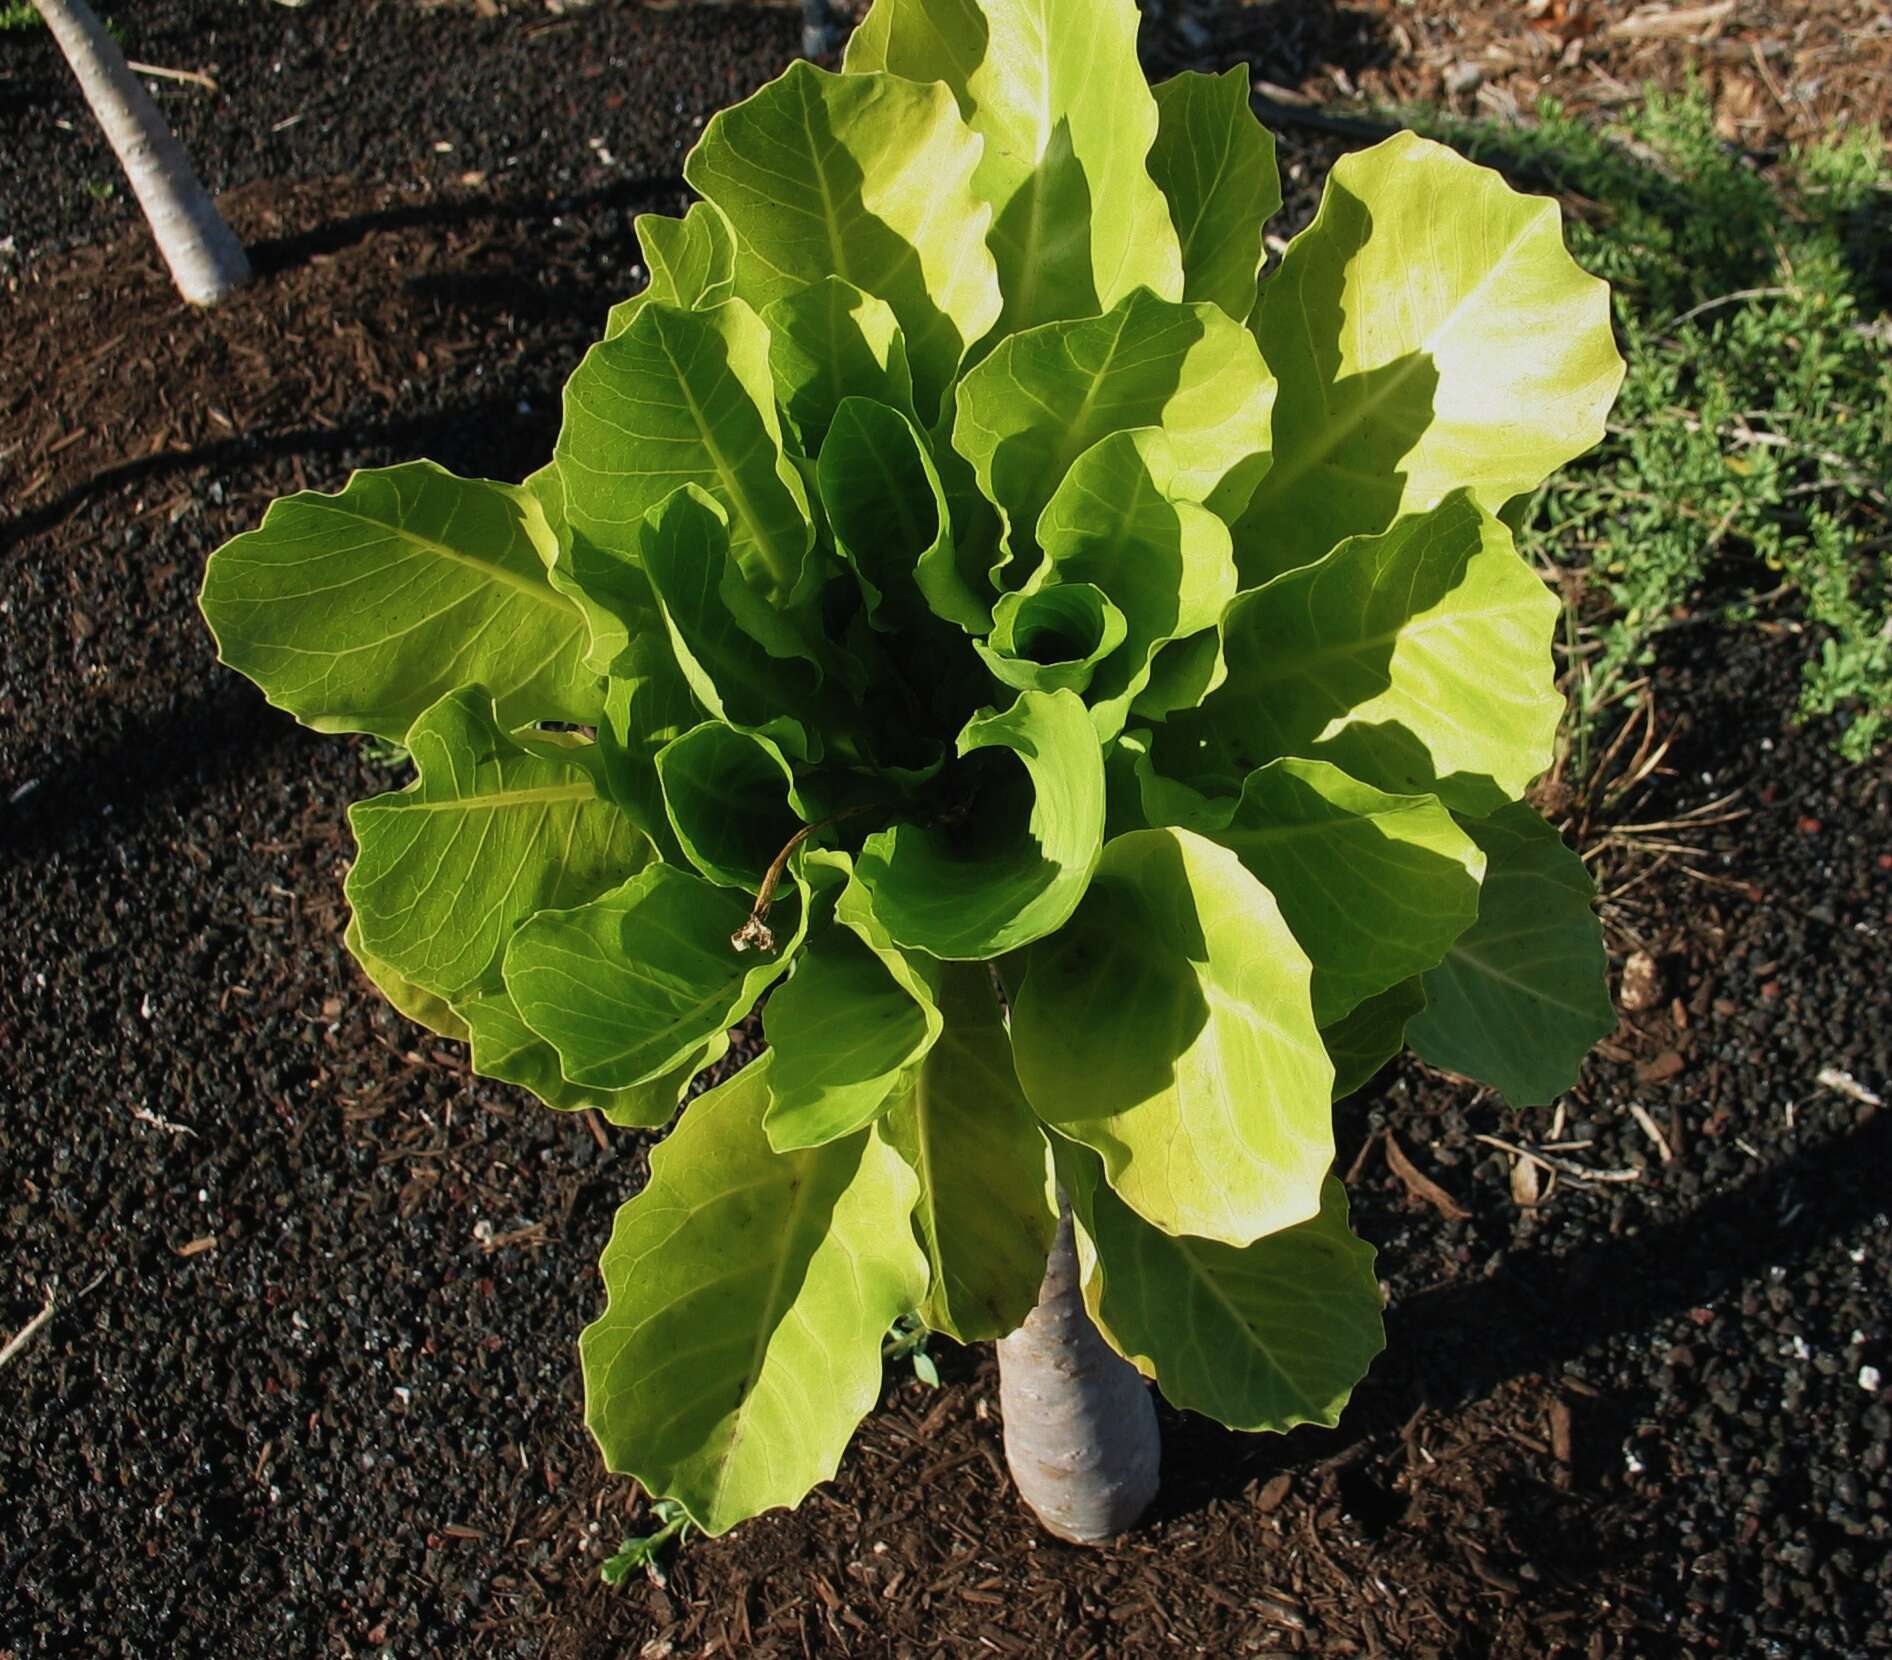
[199,0,1621,1539]
[1413,89,1891,765]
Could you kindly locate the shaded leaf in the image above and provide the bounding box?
[855,688,1104,959]
[816,397,989,636]
[1030,427,1238,737]
[1322,977,1426,1100]
[638,486,829,762]
[1069,1152,1384,1432]
[881,961,1058,1341]
[974,582,1128,696]
[1408,803,1614,1107]
[1148,66,1281,322]
[765,277,915,452]
[763,915,941,1152]
[656,721,807,892]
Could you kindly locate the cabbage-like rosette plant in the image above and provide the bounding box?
[198,0,1623,1537]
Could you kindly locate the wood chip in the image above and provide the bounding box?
[1510,1148,1543,1207]
[1816,1067,1884,1108]
[1384,1133,1470,1221]
[1549,1397,1574,1466]
[1618,949,1663,1012]
[175,1235,219,1257]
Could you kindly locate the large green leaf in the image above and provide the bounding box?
[555,299,814,600]
[1322,977,1426,1101]
[503,863,806,1091]
[637,486,830,762]
[684,59,1001,422]
[1408,803,1613,1107]
[342,912,468,1042]
[1147,67,1281,323]
[764,278,915,453]
[1181,759,1485,1025]
[854,688,1104,959]
[974,582,1128,696]
[655,720,806,891]
[1068,1153,1384,1433]
[1012,827,1333,1245]
[582,1056,930,1534]
[952,288,1274,578]
[763,916,940,1152]
[1029,427,1238,737]
[1238,131,1624,581]
[598,631,700,865]
[1165,491,1562,817]
[202,462,600,742]
[457,990,689,1127]
[846,0,1182,338]
[815,398,985,638]
[881,961,1058,1342]
[344,689,646,1002]
[605,201,738,339]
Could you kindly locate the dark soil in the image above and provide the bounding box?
[4,4,1888,1658]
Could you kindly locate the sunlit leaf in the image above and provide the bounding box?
[504,863,806,1091]
[555,299,814,601]
[1238,131,1624,580]
[953,288,1274,579]
[345,689,647,1003]
[685,59,1001,420]
[582,1056,930,1534]
[201,462,600,742]
[847,0,1182,337]
[1163,491,1562,817]
[1012,827,1333,1245]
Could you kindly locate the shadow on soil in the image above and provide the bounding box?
[1156,1099,1889,1517]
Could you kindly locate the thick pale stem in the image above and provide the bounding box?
[995,1204,1160,1543]
[34,0,251,305]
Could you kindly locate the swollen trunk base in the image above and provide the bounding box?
[996,1207,1160,1543]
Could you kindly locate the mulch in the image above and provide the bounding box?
[4,4,1890,1658]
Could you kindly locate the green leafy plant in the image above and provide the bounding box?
[199,0,1621,1543]
[599,1498,694,1587]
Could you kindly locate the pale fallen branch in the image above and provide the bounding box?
[125,59,221,93]
[0,1287,57,1372]
[1473,1134,1643,1186]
